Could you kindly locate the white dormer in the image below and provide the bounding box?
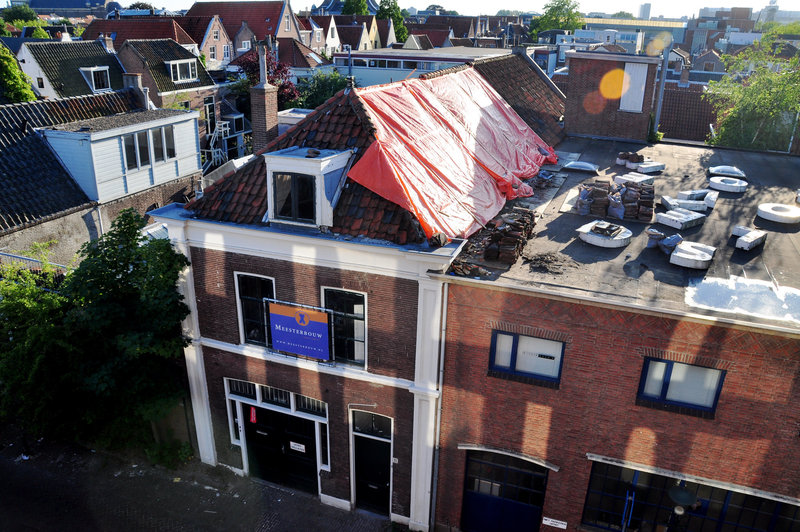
[264,146,353,228]
[167,59,198,83]
[80,66,111,93]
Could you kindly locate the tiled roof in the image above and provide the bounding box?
[186,88,425,244]
[407,34,434,50]
[409,29,450,47]
[0,90,140,233]
[311,15,334,35]
[121,39,215,94]
[336,25,367,49]
[185,1,285,42]
[424,15,474,38]
[449,38,473,47]
[168,16,218,45]
[333,15,374,28]
[469,54,566,147]
[297,17,312,31]
[24,40,126,98]
[83,19,196,48]
[277,38,330,68]
[0,37,48,54]
[376,19,392,46]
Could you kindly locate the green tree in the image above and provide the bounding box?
[296,70,351,108]
[2,4,37,22]
[341,0,369,16]
[529,0,582,42]
[127,2,155,9]
[377,0,408,42]
[0,44,36,102]
[613,11,635,19]
[0,18,10,37]
[30,25,49,39]
[704,35,800,151]
[230,48,299,110]
[496,10,524,16]
[0,210,191,445]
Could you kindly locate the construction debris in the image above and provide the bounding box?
[575,180,655,221]
[522,251,578,274]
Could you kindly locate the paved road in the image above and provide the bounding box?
[0,432,393,532]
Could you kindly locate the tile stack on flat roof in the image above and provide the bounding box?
[122,39,215,94]
[83,18,197,48]
[185,1,285,43]
[25,40,127,98]
[0,90,140,233]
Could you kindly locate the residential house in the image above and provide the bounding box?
[0,79,202,264]
[185,1,303,58]
[83,19,200,56]
[403,35,435,51]
[336,24,371,52]
[311,0,380,16]
[669,47,692,73]
[694,48,726,73]
[422,15,475,40]
[17,40,126,99]
[169,16,234,70]
[298,17,327,55]
[375,19,396,49]
[276,37,334,83]
[334,16,379,49]
[405,24,453,48]
[19,25,76,39]
[311,15,341,56]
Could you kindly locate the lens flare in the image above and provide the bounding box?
[582,90,606,114]
[646,31,674,56]
[599,68,627,100]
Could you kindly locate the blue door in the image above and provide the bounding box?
[461,451,548,532]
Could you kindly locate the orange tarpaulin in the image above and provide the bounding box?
[348,67,557,238]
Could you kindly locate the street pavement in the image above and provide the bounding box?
[0,430,394,531]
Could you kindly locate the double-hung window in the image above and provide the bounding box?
[236,273,275,346]
[80,66,111,93]
[223,45,231,60]
[324,288,366,366]
[637,358,725,416]
[213,29,220,41]
[489,331,564,386]
[209,46,217,60]
[169,60,198,83]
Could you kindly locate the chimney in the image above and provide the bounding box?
[250,40,279,152]
[102,35,114,53]
[123,73,151,109]
[679,65,691,86]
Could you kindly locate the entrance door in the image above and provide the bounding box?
[244,406,317,493]
[460,451,549,532]
[352,411,392,515]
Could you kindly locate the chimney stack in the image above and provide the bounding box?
[123,73,150,109]
[251,40,279,152]
[679,65,691,86]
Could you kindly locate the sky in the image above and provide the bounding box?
[146,0,774,21]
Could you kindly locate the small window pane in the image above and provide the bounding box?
[295,174,315,221]
[151,128,165,162]
[494,333,513,368]
[123,134,137,170]
[666,363,720,408]
[136,131,149,166]
[643,360,666,397]
[92,69,109,90]
[163,125,176,158]
[516,336,562,378]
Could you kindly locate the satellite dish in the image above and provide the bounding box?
[668,486,697,507]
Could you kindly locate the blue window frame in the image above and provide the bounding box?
[637,358,725,416]
[489,331,564,387]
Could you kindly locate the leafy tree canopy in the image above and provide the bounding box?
[0,43,36,102]
[377,0,407,42]
[127,2,154,9]
[232,48,299,109]
[496,10,524,16]
[612,11,635,19]
[342,0,369,16]
[295,70,350,109]
[704,33,800,152]
[30,25,49,38]
[0,18,10,37]
[0,210,190,445]
[529,0,582,41]
[2,4,37,22]
[425,4,458,15]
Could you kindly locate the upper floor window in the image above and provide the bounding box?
[240,40,251,51]
[331,27,336,39]
[122,125,176,171]
[316,29,321,42]
[236,273,275,346]
[637,358,725,416]
[273,172,315,223]
[213,29,220,40]
[489,331,564,387]
[285,15,290,32]
[209,45,217,60]
[168,60,198,83]
[223,45,231,60]
[81,66,111,93]
[324,288,366,366]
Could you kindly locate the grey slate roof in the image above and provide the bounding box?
[120,39,215,94]
[0,90,140,233]
[24,40,126,98]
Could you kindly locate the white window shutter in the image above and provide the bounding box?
[620,62,648,113]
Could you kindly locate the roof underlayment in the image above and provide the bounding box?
[348,68,558,238]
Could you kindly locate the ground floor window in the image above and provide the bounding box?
[582,461,800,532]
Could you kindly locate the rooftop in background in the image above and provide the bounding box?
[332,46,510,61]
[50,109,189,133]
[83,18,196,48]
[457,137,800,332]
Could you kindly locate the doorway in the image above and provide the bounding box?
[352,411,392,515]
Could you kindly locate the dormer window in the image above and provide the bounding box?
[274,172,315,223]
[168,60,198,83]
[80,66,111,93]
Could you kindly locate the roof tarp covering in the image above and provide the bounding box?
[348,67,557,238]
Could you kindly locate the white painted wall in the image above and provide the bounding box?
[45,133,97,199]
[17,44,58,99]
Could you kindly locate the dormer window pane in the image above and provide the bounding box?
[92,69,110,90]
[170,61,197,82]
[274,172,315,223]
[164,125,176,158]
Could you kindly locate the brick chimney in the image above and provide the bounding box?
[123,73,151,109]
[250,40,279,153]
[679,65,691,87]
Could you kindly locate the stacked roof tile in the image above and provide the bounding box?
[121,39,215,94]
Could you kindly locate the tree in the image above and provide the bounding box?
[496,10,524,16]
[296,70,350,109]
[341,0,369,16]
[0,210,191,445]
[613,11,635,19]
[377,0,407,42]
[127,2,155,9]
[30,26,49,39]
[0,44,36,102]
[2,4,37,22]
[704,35,800,152]
[529,0,582,42]
[231,48,299,109]
[0,18,10,37]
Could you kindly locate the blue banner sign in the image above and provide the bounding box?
[268,302,330,360]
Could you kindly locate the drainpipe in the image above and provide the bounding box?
[429,282,448,531]
[653,44,671,139]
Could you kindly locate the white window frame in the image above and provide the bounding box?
[81,66,111,93]
[213,28,220,41]
[122,125,176,172]
[321,286,368,369]
[223,44,231,60]
[209,45,216,60]
[240,39,251,51]
[316,29,321,43]
[285,15,290,32]
[167,59,198,83]
[233,271,276,346]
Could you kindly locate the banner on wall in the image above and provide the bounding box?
[268,302,330,360]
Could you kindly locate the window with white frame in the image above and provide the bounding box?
[236,273,275,346]
[81,66,111,93]
[213,29,220,40]
[223,44,231,60]
[240,39,251,51]
[285,15,290,32]
[122,125,176,171]
[489,330,565,386]
[168,60,198,83]
[316,29,321,42]
[209,45,216,60]
[637,358,725,416]
[273,172,315,223]
[323,288,366,366]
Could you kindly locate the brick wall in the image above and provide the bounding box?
[100,173,197,228]
[189,247,420,381]
[434,284,800,529]
[565,55,659,141]
[250,83,278,153]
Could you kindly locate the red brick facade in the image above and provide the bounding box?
[435,283,800,529]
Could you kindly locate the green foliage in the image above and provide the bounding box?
[0,44,36,102]
[425,4,458,15]
[612,11,635,19]
[145,438,193,469]
[0,18,10,37]
[73,24,85,37]
[529,0,582,42]
[30,26,49,39]
[341,0,369,16]
[496,10,524,16]
[2,4,37,22]
[199,53,206,67]
[766,21,800,37]
[127,2,155,9]
[648,113,664,143]
[377,0,407,42]
[704,34,800,152]
[0,210,191,446]
[295,70,350,109]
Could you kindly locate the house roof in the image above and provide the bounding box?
[406,34,434,50]
[24,40,127,98]
[423,15,474,38]
[297,17,312,31]
[52,108,188,133]
[336,25,368,49]
[449,38,473,47]
[376,19,393,47]
[185,1,286,42]
[311,15,334,35]
[83,19,197,48]
[409,29,450,47]
[277,38,330,68]
[0,90,140,233]
[333,15,375,29]
[120,39,215,94]
[589,43,628,53]
[168,16,221,46]
[0,37,49,55]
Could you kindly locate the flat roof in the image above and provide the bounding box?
[332,46,511,61]
[449,138,800,332]
[49,109,191,133]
